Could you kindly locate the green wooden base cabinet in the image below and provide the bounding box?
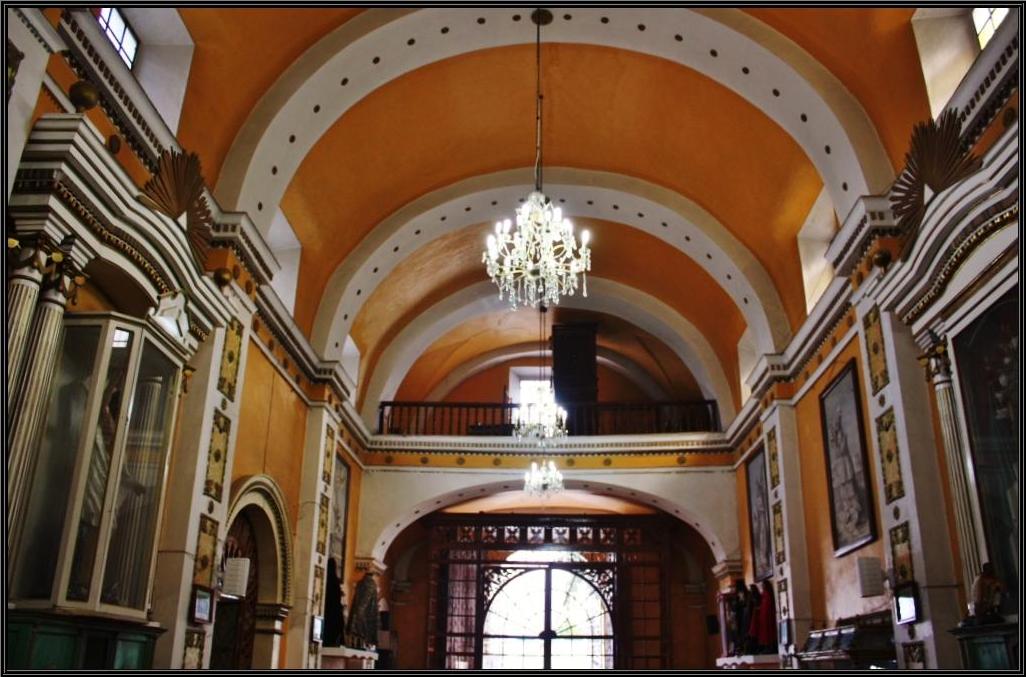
[6,611,163,670]
[950,621,1019,670]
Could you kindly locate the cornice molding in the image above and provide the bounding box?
[10,7,65,54]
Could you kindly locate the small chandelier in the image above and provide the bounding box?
[514,305,567,445]
[524,459,564,497]
[483,8,591,309]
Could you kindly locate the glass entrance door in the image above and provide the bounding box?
[481,557,613,670]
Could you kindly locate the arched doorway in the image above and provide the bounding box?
[428,514,668,669]
[210,509,259,669]
[209,476,293,669]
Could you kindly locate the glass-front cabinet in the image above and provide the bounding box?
[10,313,183,621]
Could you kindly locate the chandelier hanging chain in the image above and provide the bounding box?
[482,7,591,310]
[534,14,543,192]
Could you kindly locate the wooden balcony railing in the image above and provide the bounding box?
[377,400,721,436]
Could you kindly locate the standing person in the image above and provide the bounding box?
[751,580,778,653]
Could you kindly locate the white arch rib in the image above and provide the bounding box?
[312,167,791,361]
[216,7,893,236]
[425,343,670,402]
[359,278,737,428]
[358,470,739,565]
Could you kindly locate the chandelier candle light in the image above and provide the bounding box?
[524,459,565,497]
[483,8,591,309]
[514,305,568,445]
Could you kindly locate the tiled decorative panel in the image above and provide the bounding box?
[203,410,230,501]
[772,501,786,565]
[862,306,890,394]
[767,428,780,489]
[875,408,905,503]
[217,318,244,400]
[890,522,913,584]
[316,493,330,555]
[193,515,219,587]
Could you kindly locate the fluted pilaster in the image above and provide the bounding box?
[7,258,83,556]
[922,340,983,598]
[6,241,48,411]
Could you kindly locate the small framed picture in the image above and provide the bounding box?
[190,584,214,625]
[894,581,920,625]
[311,615,324,643]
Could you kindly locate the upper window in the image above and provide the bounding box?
[97,7,139,68]
[972,7,1010,49]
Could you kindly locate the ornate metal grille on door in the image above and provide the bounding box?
[426,515,670,669]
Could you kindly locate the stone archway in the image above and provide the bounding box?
[213,475,294,669]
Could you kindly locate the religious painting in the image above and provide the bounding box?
[875,408,905,503]
[330,452,351,575]
[819,359,876,556]
[772,501,786,565]
[890,521,914,585]
[952,290,1019,614]
[746,447,772,581]
[767,427,780,489]
[862,306,890,394]
[217,318,243,400]
[203,411,230,501]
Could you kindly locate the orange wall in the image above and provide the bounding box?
[736,459,754,585]
[442,359,653,403]
[234,338,309,532]
[793,336,884,625]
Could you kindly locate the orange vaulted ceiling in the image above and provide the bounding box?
[174,9,926,196]
[394,308,703,406]
[176,8,363,187]
[352,219,746,407]
[281,43,821,340]
[746,8,929,169]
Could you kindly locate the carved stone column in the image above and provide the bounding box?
[286,407,340,670]
[920,339,983,600]
[253,602,291,669]
[6,239,48,410]
[761,403,813,667]
[7,252,82,555]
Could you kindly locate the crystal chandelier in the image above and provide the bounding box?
[524,459,564,497]
[514,305,567,445]
[483,8,591,309]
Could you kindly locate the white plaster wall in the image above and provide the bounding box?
[911,9,979,119]
[265,208,302,315]
[356,467,740,565]
[120,8,194,134]
[736,327,757,404]
[797,187,838,315]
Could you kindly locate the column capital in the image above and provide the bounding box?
[917,333,952,383]
[38,236,86,306]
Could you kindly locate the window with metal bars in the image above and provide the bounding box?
[96,7,139,68]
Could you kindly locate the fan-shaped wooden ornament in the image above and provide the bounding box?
[890,109,980,257]
[141,149,214,266]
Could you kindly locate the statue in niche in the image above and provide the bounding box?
[323,558,345,647]
[347,571,380,649]
[967,562,1005,624]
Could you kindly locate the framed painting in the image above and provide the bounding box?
[329,452,351,576]
[746,447,772,581]
[819,359,876,556]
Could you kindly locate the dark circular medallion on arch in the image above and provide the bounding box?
[531,8,553,25]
